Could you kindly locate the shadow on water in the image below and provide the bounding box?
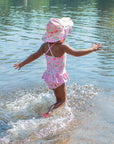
[0,120,12,134]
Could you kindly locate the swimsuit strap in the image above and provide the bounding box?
[45,42,56,57]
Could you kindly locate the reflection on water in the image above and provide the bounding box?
[0,0,114,143]
[0,0,113,90]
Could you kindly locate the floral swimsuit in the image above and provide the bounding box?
[42,43,69,89]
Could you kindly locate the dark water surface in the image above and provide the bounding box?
[0,0,114,143]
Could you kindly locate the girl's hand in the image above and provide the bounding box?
[91,43,103,51]
[13,61,22,70]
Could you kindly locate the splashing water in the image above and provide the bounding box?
[0,83,98,143]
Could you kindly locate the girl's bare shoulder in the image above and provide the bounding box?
[40,42,48,53]
[41,42,48,48]
[60,43,72,52]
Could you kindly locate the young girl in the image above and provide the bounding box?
[14,17,102,118]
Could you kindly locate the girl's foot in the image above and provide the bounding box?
[42,113,52,118]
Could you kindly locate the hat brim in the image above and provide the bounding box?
[42,30,66,42]
[42,17,73,42]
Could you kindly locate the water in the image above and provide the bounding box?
[0,0,114,143]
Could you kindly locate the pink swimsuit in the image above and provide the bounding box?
[42,44,69,89]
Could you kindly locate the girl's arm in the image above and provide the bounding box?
[63,43,103,57]
[13,44,44,70]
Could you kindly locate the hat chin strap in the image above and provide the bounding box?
[60,38,65,42]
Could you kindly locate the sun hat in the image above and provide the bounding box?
[42,17,73,42]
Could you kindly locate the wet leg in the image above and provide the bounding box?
[47,83,66,114]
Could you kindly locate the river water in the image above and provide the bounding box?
[0,0,114,144]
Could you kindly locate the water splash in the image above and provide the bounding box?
[0,83,98,143]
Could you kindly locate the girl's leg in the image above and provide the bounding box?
[47,83,66,114]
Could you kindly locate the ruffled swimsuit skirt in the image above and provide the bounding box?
[42,54,69,89]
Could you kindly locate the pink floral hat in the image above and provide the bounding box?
[42,17,73,42]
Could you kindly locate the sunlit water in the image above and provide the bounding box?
[0,0,114,144]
